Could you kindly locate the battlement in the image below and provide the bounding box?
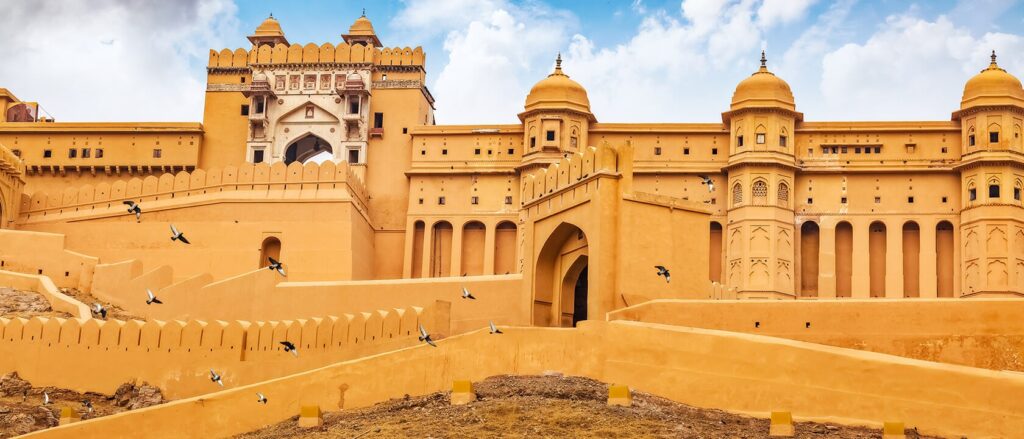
[18,160,368,221]
[208,43,424,69]
[520,143,626,206]
[0,140,25,179]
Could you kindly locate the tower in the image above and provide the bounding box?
[952,51,1024,297]
[721,51,802,298]
[518,55,595,171]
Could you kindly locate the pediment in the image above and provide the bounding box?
[278,101,340,124]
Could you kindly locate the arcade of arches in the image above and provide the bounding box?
[408,219,518,279]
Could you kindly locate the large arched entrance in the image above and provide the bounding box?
[284,134,333,165]
[533,223,588,327]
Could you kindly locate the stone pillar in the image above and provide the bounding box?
[421,221,434,278]
[851,220,871,298]
[483,222,496,275]
[886,219,904,299]
[818,221,837,298]
[402,220,415,279]
[450,222,464,277]
[919,219,938,298]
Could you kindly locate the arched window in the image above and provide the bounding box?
[752,180,768,204]
[989,123,1001,144]
[777,182,790,206]
[1015,180,1022,202]
[968,127,976,147]
[732,183,743,206]
[779,127,789,148]
[755,125,767,144]
[989,179,1001,199]
[259,237,281,268]
[968,181,977,202]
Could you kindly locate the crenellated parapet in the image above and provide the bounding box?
[18,161,368,221]
[0,141,25,226]
[519,143,625,207]
[207,43,424,70]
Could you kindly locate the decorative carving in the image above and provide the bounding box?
[988,259,1008,289]
[371,80,423,89]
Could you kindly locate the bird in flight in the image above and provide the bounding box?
[418,324,437,347]
[146,289,162,305]
[210,369,223,386]
[699,175,714,192]
[280,341,298,357]
[267,257,286,277]
[92,303,107,319]
[170,224,190,244]
[81,399,93,413]
[461,287,475,300]
[655,265,671,283]
[489,321,503,334]
[123,201,142,222]
[256,392,268,404]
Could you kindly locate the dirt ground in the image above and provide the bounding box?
[0,372,163,438]
[0,287,73,319]
[58,288,145,321]
[237,375,943,439]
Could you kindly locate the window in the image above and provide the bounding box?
[906,144,916,153]
[320,74,331,89]
[942,196,947,203]
[253,150,264,163]
[382,73,388,81]
[737,135,744,147]
[807,197,813,204]
[82,148,90,158]
[711,148,718,155]
[349,98,360,114]
[275,76,285,90]
[255,100,265,114]
[438,196,446,205]
[240,105,249,116]
[941,147,948,153]
[418,198,424,204]
[841,196,847,204]
[11,149,20,157]
[474,148,481,155]
[43,149,52,158]
[855,147,861,154]
[808,148,813,155]
[289,75,299,89]
[348,149,359,164]
[68,149,77,158]
[969,188,977,201]
[654,147,662,156]
[864,147,871,154]
[507,148,514,155]
[841,147,848,154]
[989,184,1000,198]
[240,76,246,83]
[756,133,766,144]
[777,183,789,206]
[832,147,838,154]
[779,135,787,147]
[402,127,408,134]
[303,74,316,89]
[874,146,881,154]
[153,149,162,158]
[969,134,976,146]
[420,150,426,155]
[732,183,743,206]
[373,112,384,129]
[908,196,914,203]
[990,132,999,143]
[442,149,448,155]
[471,196,479,205]
[504,196,513,205]
[683,147,690,155]
[874,196,881,204]
[530,137,536,148]
[1015,187,1021,201]
[752,180,767,204]
[546,130,555,141]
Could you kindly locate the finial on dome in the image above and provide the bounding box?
[362,8,366,17]
[991,50,998,65]
[760,50,767,68]
[556,53,562,69]
[269,12,273,18]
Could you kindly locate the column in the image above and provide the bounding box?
[919,219,938,298]
[851,219,871,298]
[421,220,434,278]
[886,218,904,298]
[450,222,464,277]
[483,222,496,275]
[402,220,415,278]
[818,221,837,298]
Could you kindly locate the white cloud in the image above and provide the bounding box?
[756,0,817,27]
[0,0,239,122]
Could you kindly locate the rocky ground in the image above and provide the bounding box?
[0,372,163,438]
[0,287,72,319]
[58,288,145,321]
[237,375,942,439]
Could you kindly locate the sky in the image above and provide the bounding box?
[1,0,1023,124]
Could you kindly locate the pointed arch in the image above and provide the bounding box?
[732,182,743,206]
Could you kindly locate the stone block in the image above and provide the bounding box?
[58,407,80,425]
[882,421,905,439]
[768,411,794,437]
[451,379,476,405]
[298,405,322,428]
[607,384,632,406]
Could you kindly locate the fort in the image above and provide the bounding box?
[0,13,1023,438]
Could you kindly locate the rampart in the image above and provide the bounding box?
[208,43,424,68]
[607,298,1024,371]
[0,300,449,399]
[0,270,90,318]
[26,320,1024,438]
[0,230,97,291]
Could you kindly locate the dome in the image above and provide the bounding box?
[348,15,376,36]
[961,51,1024,108]
[253,15,284,37]
[342,10,382,47]
[523,54,592,116]
[730,51,795,111]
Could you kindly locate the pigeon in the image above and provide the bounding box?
[81,399,93,413]
[123,200,142,221]
[210,369,223,386]
[280,341,298,357]
[146,289,162,305]
[461,287,475,300]
[170,224,190,244]
[489,321,503,334]
[418,324,437,347]
[267,257,286,277]
[42,392,50,405]
[256,392,267,404]
[92,303,107,319]
[699,175,715,192]
[655,265,671,283]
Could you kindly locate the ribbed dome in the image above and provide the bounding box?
[524,55,592,115]
[348,14,376,36]
[254,15,284,37]
[730,51,795,111]
[961,51,1024,109]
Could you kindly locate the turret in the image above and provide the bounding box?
[342,10,382,48]
[247,14,288,47]
[518,54,595,171]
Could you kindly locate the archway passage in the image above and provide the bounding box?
[533,223,588,327]
[572,266,588,327]
[284,134,333,165]
[259,237,281,268]
[936,221,955,297]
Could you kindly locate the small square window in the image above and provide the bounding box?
[864,148,871,154]
[906,144,916,153]
[153,149,162,158]
[240,105,249,116]
[530,137,536,148]
[474,148,481,155]
[402,127,408,134]
[442,149,448,155]
[507,148,514,155]
[545,130,555,141]
[43,149,52,158]
[874,196,881,203]
[504,196,513,205]
[756,133,766,144]
[737,135,744,147]
[969,188,977,201]
[253,150,264,163]
[487,149,492,155]
[683,147,690,155]
[348,149,359,164]
[420,150,426,155]
[941,196,948,203]
[711,148,718,155]
[654,147,662,156]
[1014,188,1021,201]
[240,76,246,83]
[82,148,91,158]
[841,147,848,154]
[68,149,77,158]
[874,147,881,153]
[831,147,838,154]
[710,198,716,205]
[855,147,861,154]
[438,196,446,205]
[96,148,104,158]
[807,148,813,155]
[779,135,787,147]
[471,196,479,205]
[807,197,813,204]
[11,149,20,157]
[989,184,1000,198]
[418,198,424,204]
[841,197,847,204]
[969,134,976,146]
[908,196,914,203]
[990,132,999,143]
[941,147,948,153]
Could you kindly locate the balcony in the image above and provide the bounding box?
[242,80,275,98]
[369,127,384,138]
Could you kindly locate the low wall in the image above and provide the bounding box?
[0,300,449,399]
[0,229,97,292]
[607,299,1024,371]
[0,270,91,319]
[26,320,1024,438]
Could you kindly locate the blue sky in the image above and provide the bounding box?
[2,0,1023,123]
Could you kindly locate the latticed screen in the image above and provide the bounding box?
[777,182,789,206]
[732,183,743,205]
[752,181,767,203]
